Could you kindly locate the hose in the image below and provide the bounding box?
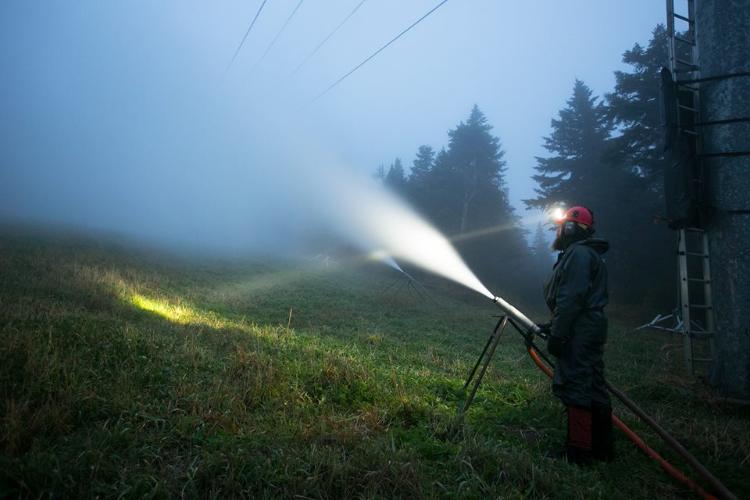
[526,346,726,500]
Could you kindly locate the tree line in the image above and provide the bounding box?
[378,26,674,312]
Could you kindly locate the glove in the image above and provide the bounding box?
[536,322,551,338]
[547,335,566,357]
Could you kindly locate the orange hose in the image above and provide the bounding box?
[526,347,717,500]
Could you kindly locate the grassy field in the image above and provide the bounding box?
[1,225,748,499]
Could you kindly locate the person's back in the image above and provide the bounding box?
[544,238,609,315]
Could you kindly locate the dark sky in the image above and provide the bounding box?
[0,1,665,247]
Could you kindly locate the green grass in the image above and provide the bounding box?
[1,225,748,499]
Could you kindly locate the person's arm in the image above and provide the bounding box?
[547,247,592,354]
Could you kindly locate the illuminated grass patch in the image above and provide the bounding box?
[126,292,282,341]
[130,293,197,324]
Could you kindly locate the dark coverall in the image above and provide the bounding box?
[544,238,613,461]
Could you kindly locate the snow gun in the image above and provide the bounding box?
[454,294,736,500]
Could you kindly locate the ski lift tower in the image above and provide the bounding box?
[662,0,750,399]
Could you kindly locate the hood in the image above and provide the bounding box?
[581,238,609,254]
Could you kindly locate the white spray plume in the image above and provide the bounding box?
[370,250,404,273]
[317,169,494,299]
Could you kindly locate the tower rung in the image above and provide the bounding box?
[688,304,713,309]
[677,82,700,91]
[679,104,698,113]
[688,278,710,283]
[673,12,695,24]
[679,251,709,257]
[676,58,699,69]
[674,35,695,45]
[688,331,715,338]
[696,117,750,127]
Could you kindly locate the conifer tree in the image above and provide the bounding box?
[373,164,386,181]
[526,80,613,209]
[424,105,530,292]
[606,24,670,187]
[408,145,435,213]
[605,25,675,307]
[430,105,514,233]
[384,158,407,196]
[378,106,538,303]
[531,222,553,271]
[528,76,673,307]
[409,145,434,185]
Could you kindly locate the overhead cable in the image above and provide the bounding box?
[226,0,270,73]
[311,0,450,103]
[291,0,367,76]
[251,0,306,73]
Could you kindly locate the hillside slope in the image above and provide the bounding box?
[1,227,747,498]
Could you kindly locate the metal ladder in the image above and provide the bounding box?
[677,228,715,373]
[667,0,702,153]
[667,0,715,374]
[667,0,698,75]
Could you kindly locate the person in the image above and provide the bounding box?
[540,206,614,464]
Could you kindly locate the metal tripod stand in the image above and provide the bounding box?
[458,315,540,419]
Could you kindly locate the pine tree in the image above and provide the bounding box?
[423,147,454,230]
[423,105,531,294]
[531,222,553,271]
[606,24,670,187]
[373,164,386,181]
[407,145,435,213]
[373,106,538,303]
[384,158,407,196]
[604,25,675,307]
[527,76,673,307]
[526,80,636,301]
[524,79,635,261]
[526,80,613,209]
[409,145,434,185]
[429,105,514,234]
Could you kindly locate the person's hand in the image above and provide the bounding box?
[536,322,551,338]
[547,335,566,357]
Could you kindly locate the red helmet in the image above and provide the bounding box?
[559,206,594,228]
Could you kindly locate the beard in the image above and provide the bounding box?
[553,232,567,251]
[553,224,591,251]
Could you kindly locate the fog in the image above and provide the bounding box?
[0,1,663,262]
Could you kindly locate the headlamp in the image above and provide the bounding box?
[550,206,566,223]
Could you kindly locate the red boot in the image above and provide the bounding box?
[591,403,615,462]
[565,406,593,465]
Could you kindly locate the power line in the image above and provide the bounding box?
[311,0,450,103]
[226,0,270,74]
[291,0,367,76]
[251,0,306,73]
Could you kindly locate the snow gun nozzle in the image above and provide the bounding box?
[489,295,542,338]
